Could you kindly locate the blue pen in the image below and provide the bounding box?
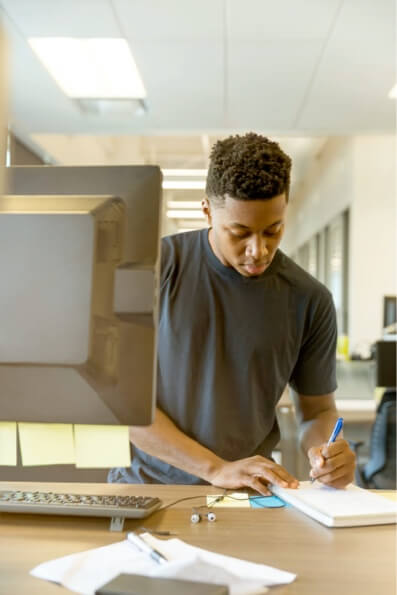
[310,417,344,483]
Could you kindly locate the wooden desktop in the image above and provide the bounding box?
[0,482,395,595]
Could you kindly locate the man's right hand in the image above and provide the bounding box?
[208,456,299,496]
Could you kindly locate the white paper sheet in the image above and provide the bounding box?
[145,534,295,585]
[271,482,397,527]
[31,541,155,594]
[31,533,296,595]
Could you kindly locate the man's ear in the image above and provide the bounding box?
[201,197,212,226]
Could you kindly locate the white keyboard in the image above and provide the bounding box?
[0,490,162,519]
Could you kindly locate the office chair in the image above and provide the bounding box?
[351,388,396,489]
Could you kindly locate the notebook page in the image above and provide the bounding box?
[272,481,397,518]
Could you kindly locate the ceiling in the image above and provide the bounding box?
[1,0,394,136]
[0,0,395,232]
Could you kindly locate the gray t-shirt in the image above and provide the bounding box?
[109,228,337,485]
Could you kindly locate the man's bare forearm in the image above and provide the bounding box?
[129,407,223,482]
[298,409,340,454]
[291,392,340,455]
[130,408,299,494]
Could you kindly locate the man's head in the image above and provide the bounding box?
[202,133,292,277]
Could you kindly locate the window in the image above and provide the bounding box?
[325,211,349,334]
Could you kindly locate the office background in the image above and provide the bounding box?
[0,0,395,482]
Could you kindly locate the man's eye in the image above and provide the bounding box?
[231,231,249,239]
[264,227,281,237]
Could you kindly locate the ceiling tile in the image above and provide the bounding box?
[114,0,223,41]
[115,41,225,129]
[1,0,119,37]
[227,40,324,129]
[297,0,395,131]
[227,0,340,40]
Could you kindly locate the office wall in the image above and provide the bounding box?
[349,136,396,351]
[282,135,396,352]
[282,137,354,252]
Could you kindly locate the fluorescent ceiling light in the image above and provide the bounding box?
[178,219,207,228]
[76,98,146,116]
[162,169,207,177]
[163,180,206,190]
[388,84,397,99]
[167,201,202,209]
[166,210,204,219]
[28,37,146,98]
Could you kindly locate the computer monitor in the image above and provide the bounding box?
[376,340,396,388]
[0,165,162,425]
[383,295,397,330]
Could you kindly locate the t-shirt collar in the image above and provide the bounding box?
[201,228,280,282]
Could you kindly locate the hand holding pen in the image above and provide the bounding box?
[310,417,343,483]
[308,417,356,489]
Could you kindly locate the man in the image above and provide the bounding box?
[110,132,356,494]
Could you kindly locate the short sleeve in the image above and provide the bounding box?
[160,236,174,288]
[289,289,337,395]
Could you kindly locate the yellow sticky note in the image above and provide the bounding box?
[337,334,349,360]
[374,387,386,404]
[18,423,75,466]
[378,492,397,502]
[206,492,250,508]
[0,422,17,466]
[74,425,131,468]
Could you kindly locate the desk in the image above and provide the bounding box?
[0,482,395,595]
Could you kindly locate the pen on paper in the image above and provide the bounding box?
[127,532,168,564]
[310,417,344,483]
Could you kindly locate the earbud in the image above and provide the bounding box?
[190,511,201,524]
[190,508,217,523]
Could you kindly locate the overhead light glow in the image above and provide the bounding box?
[167,201,202,209]
[388,84,397,99]
[178,219,207,228]
[76,98,146,116]
[166,210,204,219]
[163,180,206,190]
[162,169,208,177]
[28,37,146,98]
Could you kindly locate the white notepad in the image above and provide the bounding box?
[271,482,397,527]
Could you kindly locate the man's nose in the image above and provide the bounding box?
[245,235,269,260]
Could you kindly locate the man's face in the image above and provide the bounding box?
[202,193,287,277]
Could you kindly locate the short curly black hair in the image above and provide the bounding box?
[206,132,291,204]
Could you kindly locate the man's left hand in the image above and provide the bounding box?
[308,439,356,488]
